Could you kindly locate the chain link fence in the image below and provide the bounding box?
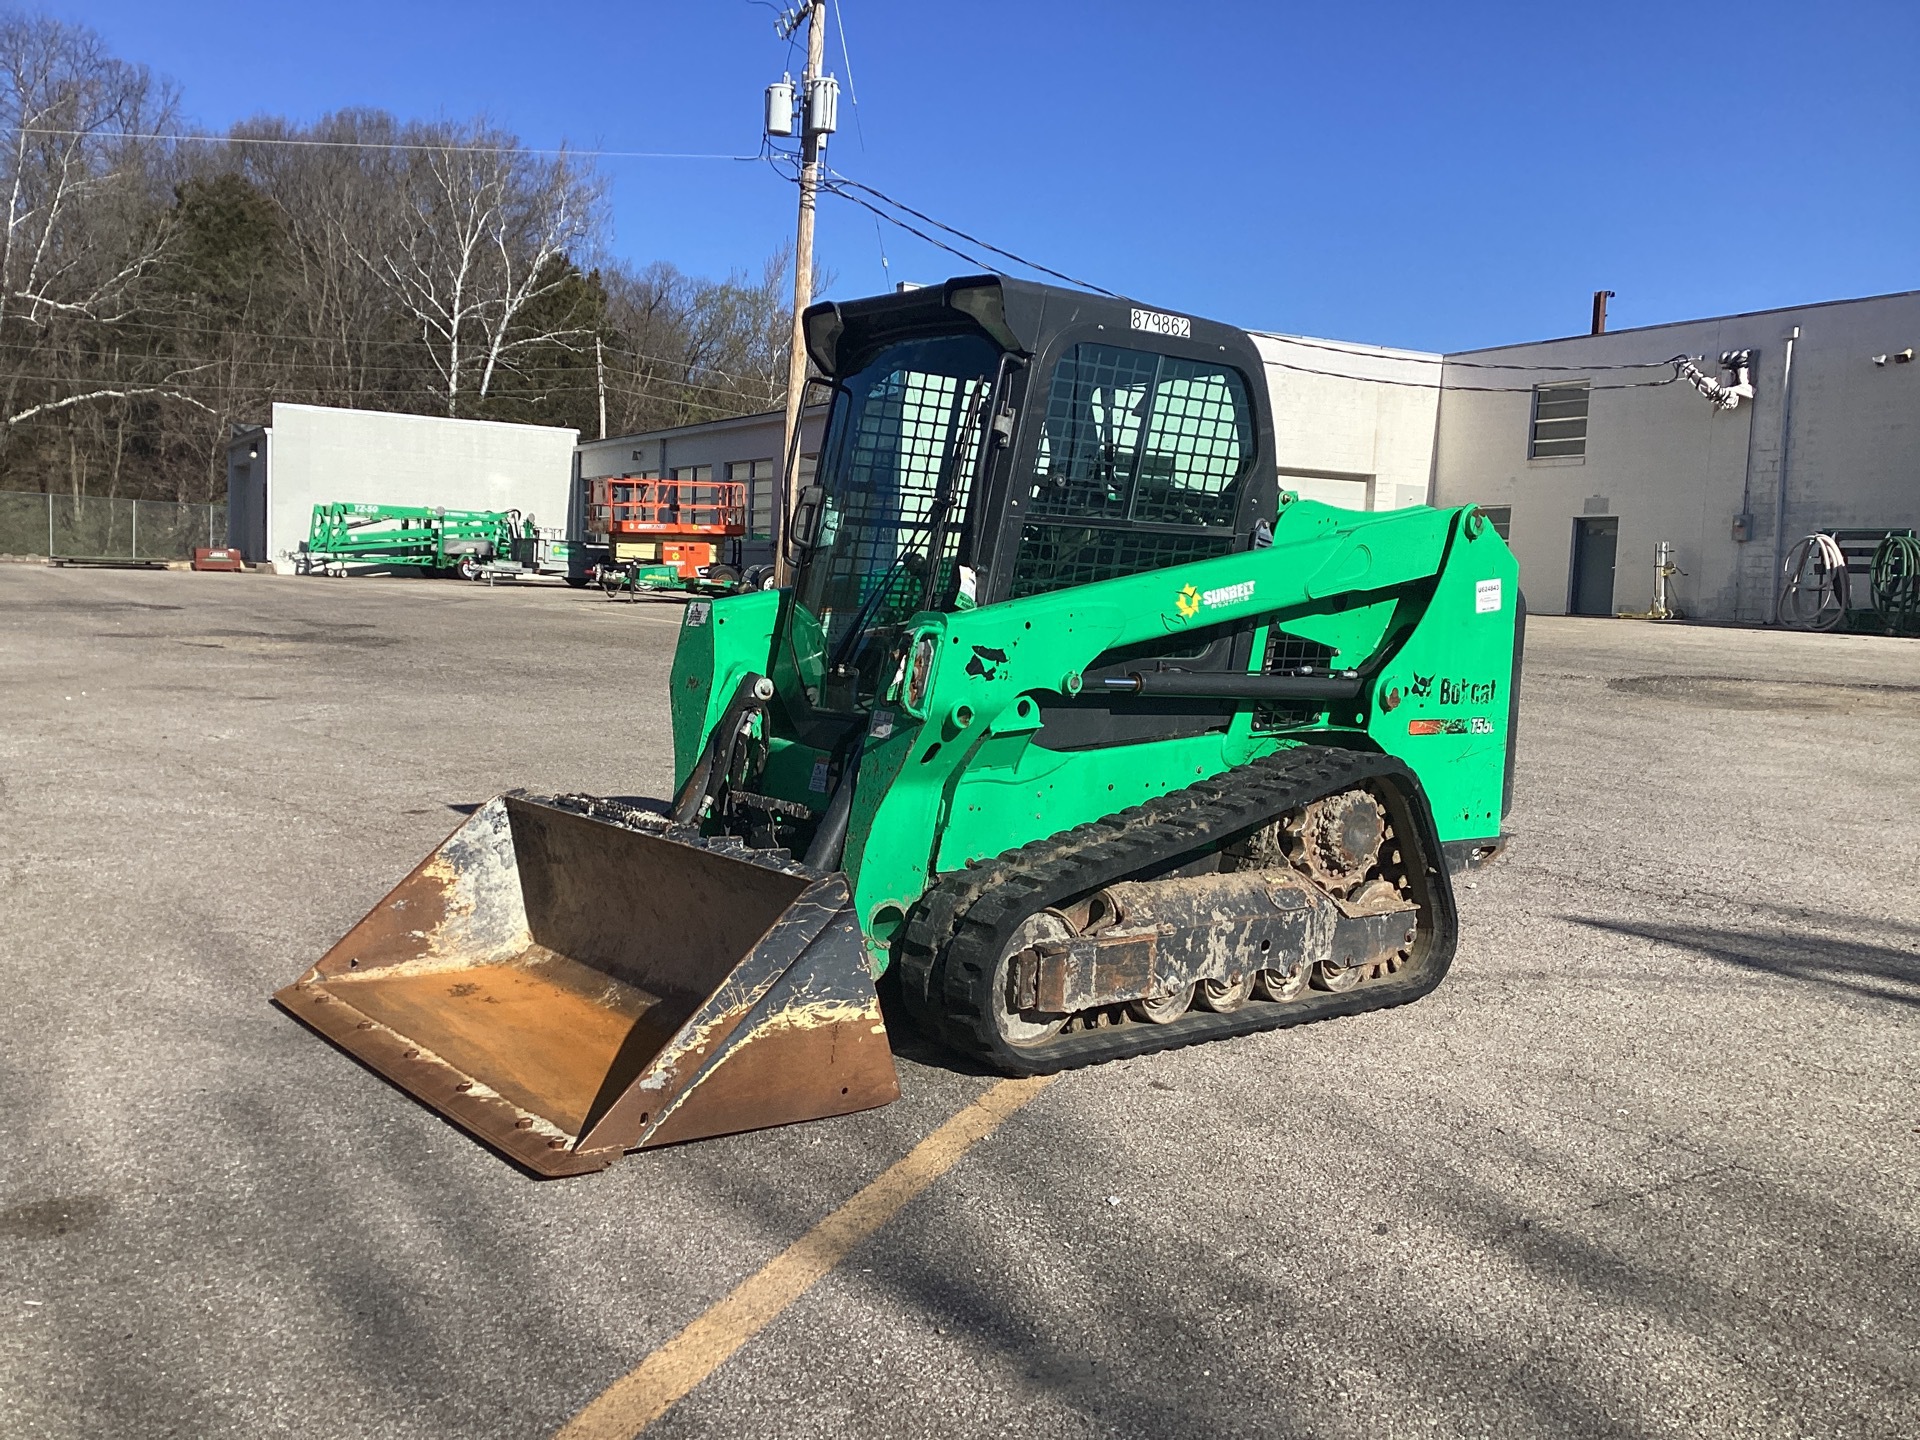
[0,490,228,561]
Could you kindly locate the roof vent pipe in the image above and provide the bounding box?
[1591,290,1615,336]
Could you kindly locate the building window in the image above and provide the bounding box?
[1476,505,1512,540]
[1529,383,1589,459]
[670,464,713,482]
[727,458,777,541]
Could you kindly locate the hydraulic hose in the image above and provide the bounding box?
[801,739,863,871]
[1776,533,1850,631]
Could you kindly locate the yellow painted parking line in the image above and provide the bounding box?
[554,1075,1057,1440]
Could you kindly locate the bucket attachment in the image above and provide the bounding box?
[275,794,899,1176]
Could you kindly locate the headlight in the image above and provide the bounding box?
[904,633,938,714]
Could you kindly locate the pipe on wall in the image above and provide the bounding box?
[1768,326,1801,614]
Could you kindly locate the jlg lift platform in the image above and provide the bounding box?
[589,476,764,597]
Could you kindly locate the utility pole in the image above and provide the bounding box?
[594,336,608,441]
[773,0,830,585]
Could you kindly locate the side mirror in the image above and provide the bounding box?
[787,484,826,558]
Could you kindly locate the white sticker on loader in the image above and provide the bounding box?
[1475,578,1501,614]
[686,601,712,627]
[1131,307,1192,339]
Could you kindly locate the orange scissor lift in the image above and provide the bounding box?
[588,476,762,596]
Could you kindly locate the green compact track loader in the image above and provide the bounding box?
[278,278,1523,1176]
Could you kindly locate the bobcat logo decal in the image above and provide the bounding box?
[1408,673,1435,699]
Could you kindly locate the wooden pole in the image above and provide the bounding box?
[595,336,608,440]
[773,0,826,586]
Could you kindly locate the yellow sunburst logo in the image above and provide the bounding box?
[1175,583,1201,618]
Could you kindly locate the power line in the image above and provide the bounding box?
[0,356,783,409]
[0,322,788,392]
[2,309,1697,401]
[1258,332,1686,372]
[820,174,1698,376]
[797,168,1704,384]
[809,167,1698,376]
[0,367,778,424]
[829,0,861,107]
[815,181,1003,282]
[0,350,778,406]
[1256,351,1690,394]
[0,366,778,415]
[20,310,1696,386]
[20,126,762,162]
[829,0,866,153]
[821,169,1120,296]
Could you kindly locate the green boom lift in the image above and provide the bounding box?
[299,502,524,578]
[278,278,1523,1176]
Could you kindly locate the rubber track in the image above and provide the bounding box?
[894,745,1459,1076]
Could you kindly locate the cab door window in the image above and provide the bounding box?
[1012,343,1254,597]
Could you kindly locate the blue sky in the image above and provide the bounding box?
[57,1,1920,352]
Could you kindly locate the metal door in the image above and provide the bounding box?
[1570,517,1618,616]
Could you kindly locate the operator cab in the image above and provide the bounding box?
[783,276,1279,732]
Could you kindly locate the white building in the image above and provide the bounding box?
[1249,332,1442,513]
[226,404,578,574]
[1431,290,1920,622]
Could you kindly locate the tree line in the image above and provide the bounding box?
[0,11,802,505]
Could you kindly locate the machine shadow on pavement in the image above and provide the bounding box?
[1567,914,1920,1011]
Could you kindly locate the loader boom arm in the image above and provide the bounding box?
[675,495,1518,971]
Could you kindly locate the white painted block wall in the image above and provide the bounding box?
[1251,333,1443,512]
[249,404,579,574]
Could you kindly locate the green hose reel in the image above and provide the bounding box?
[1869,532,1920,634]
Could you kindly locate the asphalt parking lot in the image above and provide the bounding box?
[2,563,1917,1439]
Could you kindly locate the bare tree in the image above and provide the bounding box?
[0,14,804,508]
[229,110,416,410]
[0,13,185,462]
[600,245,826,435]
[350,120,603,416]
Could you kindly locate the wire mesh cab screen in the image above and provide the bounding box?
[792,331,998,710]
[1012,342,1254,597]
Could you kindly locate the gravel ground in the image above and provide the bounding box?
[1,563,1915,1439]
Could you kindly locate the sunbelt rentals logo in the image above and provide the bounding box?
[1175,578,1255,619]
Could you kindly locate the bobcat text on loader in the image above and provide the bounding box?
[277,277,1523,1176]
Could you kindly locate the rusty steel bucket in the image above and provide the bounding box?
[275,793,899,1176]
